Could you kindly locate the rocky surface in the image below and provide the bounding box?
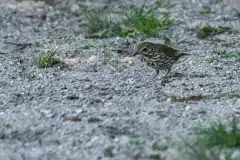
[0,0,240,159]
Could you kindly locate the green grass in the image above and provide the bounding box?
[122,6,161,34]
[86,9,112,33]
[197,118,240,148]
[197,25,232,39]
[85,5,179,38]
[179,118,240,160]
[223,51,240,57]
[199,8,211,15]
[36,50,57,68]
[35,41,41,47]
[86,9,125,38]
[122,6,177,34]
[152,140,169,151]
[236,9,240,17]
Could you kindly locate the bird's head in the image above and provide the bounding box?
[133,42,155,57]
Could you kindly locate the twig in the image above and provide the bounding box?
[4,41,33,51]
[0,51,6,54]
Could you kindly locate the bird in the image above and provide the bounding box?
[133,42,189,79]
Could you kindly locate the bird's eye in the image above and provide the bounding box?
[142,48,147,51]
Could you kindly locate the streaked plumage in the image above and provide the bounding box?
[133,42,189,79]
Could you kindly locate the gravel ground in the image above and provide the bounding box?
[1,0,240,159]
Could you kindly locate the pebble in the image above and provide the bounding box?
[120,57,134,65]
[70,4,80,15]
[185,105,191,110]
[87,55,99,64]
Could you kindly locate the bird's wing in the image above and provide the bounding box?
[155,44,178,57]
[156,44,190,57]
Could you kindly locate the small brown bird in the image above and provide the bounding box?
[133,42,189,79]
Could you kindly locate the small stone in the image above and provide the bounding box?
[70,4,80,15]
[88,117,102,123]
[185,105,191,110]
[231,150,240,159]
[64,116,82,121]
[84,84,92,90]
[152,140,169,151]
[66,95,79,100]
[235,99,240,105]
[226,70,232,74]
[103,145,115,157]
[165,148,181,160]
[40,109,55,118]
[232,22,240,32]
[214,15,222,20]
[72,25,82,35]
[167,96,176,102]
[126,78,135,85]
[148,153,162,159]
[189,60,193,65]
[120,57,134,65]
[82,45,90,49]
[75,109,83,114]
[166,98,172,102]
[86,136,99,148]
[87,55,99,64]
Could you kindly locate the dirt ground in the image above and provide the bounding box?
[0,0,240,159]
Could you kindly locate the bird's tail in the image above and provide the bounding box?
[177,52,190,57]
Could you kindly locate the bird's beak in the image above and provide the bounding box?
[133,52,138,56]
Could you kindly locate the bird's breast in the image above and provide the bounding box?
[143,54,179,70]
[143,57,158,68]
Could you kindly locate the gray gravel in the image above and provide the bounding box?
[1,0,240,159]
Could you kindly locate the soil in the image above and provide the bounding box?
[0,0,240,159]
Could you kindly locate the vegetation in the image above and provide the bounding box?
[179,118,240,160]
[223,51,240,57]
[199,8,211,14]
[197,25,232,39]
[236,9,240,17]
[36,50,57,68]
[86,5,179,39]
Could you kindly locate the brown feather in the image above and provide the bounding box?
[154,44,178,56]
